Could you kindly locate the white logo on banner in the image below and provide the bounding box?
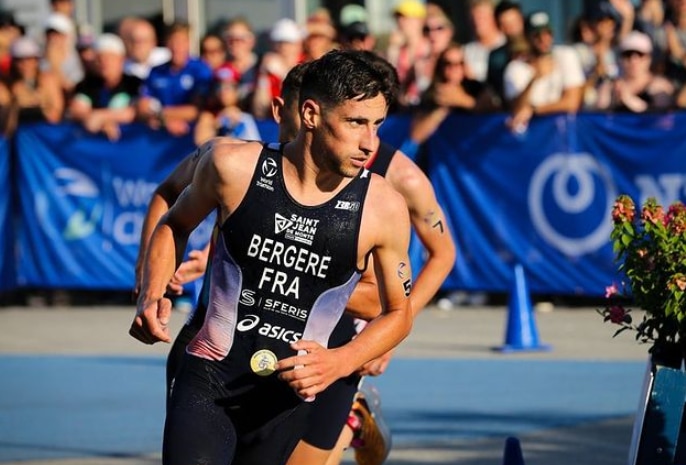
[528,153,616,257]
[35,168,102,241]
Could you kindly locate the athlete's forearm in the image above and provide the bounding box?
[410,250,456,316]
[135,194,173,285]
[138,222,186,305]
[336,307,412,375]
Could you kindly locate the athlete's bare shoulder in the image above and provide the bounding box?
[202,138,264,178]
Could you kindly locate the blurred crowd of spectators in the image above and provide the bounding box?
[1,0,686,148]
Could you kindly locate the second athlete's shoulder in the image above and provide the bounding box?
[385,150,432,196]
[366,171,408,216]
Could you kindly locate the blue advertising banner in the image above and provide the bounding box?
[14,123,201,289]
[0,137,11,291]
[8,112,686,295]
[425,112,686,295]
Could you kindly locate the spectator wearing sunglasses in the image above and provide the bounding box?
[410,42,488,149]
[221,16,259,112]
[416,6,455,93]
[596,30,674,112]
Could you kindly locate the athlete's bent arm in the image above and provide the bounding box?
[133,144,208,294]
[276,180,414,399]
[387,151,456,315]
[129,144,223,345]
[344,150,456,320]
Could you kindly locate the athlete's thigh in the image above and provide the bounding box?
[166,323,200,400]
[233,401,311,465]
[163,355,237,465]
[301,374,360,450]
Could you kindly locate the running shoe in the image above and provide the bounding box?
[351,382,392,465]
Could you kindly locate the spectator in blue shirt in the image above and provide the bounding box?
[136,21,212,136]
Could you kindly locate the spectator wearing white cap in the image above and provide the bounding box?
[8,35,64,128]
[251,17,304,119]
[41,12,83,95]
[68,33,142,141]
[503,10,584,132]
[597,30,674,112]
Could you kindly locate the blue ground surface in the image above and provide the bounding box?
[0,356,646,462]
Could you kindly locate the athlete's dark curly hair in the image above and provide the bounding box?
[300,50,399,110]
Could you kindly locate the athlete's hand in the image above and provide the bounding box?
[171,249,208,286]
[276,340,345,399]
[357,349,394,377]
[129,298,172,344]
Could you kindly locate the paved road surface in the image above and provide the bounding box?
[0,303,651,465]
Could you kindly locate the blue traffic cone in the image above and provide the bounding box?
[502,436,526,465]
[493,264,551,353]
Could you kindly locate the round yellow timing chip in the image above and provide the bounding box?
[250,349,278,376]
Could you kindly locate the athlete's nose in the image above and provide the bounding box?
[359,125,378,156]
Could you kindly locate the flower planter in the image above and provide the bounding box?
[629,357,686,465]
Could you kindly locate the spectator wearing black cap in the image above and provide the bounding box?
[339,21,376,52]
[503,10,584,132]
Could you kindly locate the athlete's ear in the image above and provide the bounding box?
[301,99,319,129]
[271,96,284,123]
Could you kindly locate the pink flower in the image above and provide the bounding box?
[670,275,686,291]
[608,305,628,324]
[642,202,664,225]
[612,195,635,224]
[605,283,618,298]
[666,202,686,234]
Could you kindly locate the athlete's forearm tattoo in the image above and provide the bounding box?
[397,261,412,297]
[423,210,445,234]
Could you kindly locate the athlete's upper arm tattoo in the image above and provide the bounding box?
[423,210,445,234]
[397,261,412,297]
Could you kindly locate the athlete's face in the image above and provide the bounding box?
[310,94,387,178]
